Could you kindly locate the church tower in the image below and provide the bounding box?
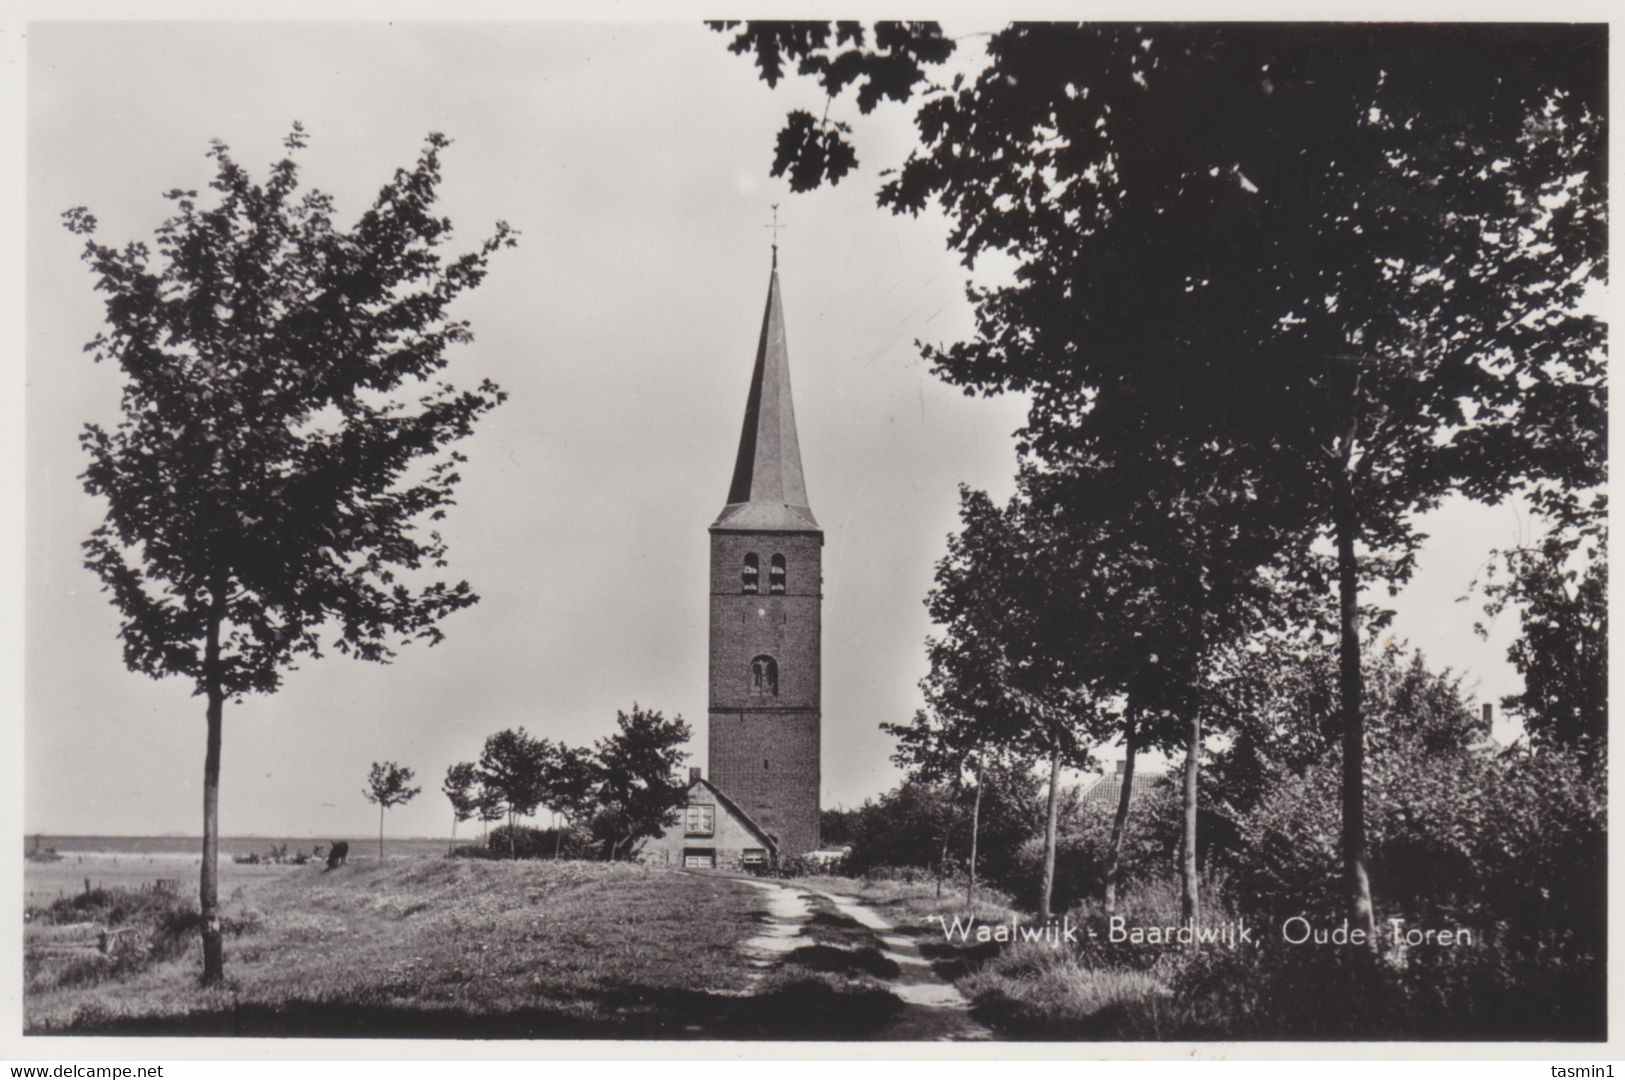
[707,251,822,858]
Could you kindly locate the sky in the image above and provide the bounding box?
[21,18,1547,842]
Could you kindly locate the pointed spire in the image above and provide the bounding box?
[713,256,818,532]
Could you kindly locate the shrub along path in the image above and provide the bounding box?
[727,875,992,1041]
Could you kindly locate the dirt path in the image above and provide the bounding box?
[734,877,992,1041]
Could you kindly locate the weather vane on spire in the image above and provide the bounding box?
[765,203,787,267]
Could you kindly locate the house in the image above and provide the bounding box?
[640,767,778,871]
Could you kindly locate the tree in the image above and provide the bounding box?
[593,705,691,861]
[477,727,553,859]
[364,761,422,859]
[717,22,1605,939]
[63,124,516,983]
[443,761,480,854]
[891,606,1041,902]
[1477,516,1607,761]
[544,744,600,859]
[921,486,1104,917]
[475,781,506,842]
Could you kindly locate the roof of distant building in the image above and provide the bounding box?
[1082,760,1136,806]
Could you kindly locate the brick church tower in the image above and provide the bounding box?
[707,252,822,857]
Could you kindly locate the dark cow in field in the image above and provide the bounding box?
[325,841,349,870]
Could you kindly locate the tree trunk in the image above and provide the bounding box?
[199,600,226,986]
[1039,740,1062,919]
[1180,707,1201,926]
[966,754,984,906]
[449,813,457,857]
[1335,477,1378,945]
[1104,716,1139,917]
[554,815,564,860]
[378,804,385,861]
[508,810,517,860]
[936,806,952,899]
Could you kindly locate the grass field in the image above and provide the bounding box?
[24,859,933,1039]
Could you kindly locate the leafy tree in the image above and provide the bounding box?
[1206,640,1490,869]
[593,705,692,860]
[890,600,1044,902]
[544,744,600,859]
[475,781,506,841]
[477,727,553,858]
[820,806,857,847]
[364,761,422,860]
[922,486,1101,916]
[1477,518,1607,761]
[443,761,481,854]
[841,778,958,878]
[718,22,1605,939]
[62,124,515,982]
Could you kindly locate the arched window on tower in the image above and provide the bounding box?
[769,554,786,594]
[742,553,759,594]
[750,655,779,697]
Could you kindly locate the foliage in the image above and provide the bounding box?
[591,705,692,860]
[1008,778,1186,912]
[709,21,954,190]
[720,19,1607,935]
[1204,640,1489,838]
[841,770,1043,891]
[364,761,422,860]
[62,123,514,982]
[1477,519,1607,758]
[443,762,480,824]
[547,744,601,828]
[467,824,596,861]
[1230,738,1604,956]
[819,807,856,847]
[64,124,515,692]
[364,762,422,811]
[476,727,553,854]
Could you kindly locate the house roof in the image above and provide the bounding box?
[1083,772,1133,807]
[689,777,779,855]
[712,260,819,534]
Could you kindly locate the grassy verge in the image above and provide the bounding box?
[26,859,772,1037]
[781,872,1604,1040]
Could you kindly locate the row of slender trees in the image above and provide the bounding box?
[441,706,692,862]
[718,23,1608,931]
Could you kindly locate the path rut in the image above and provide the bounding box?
[734,877,991,1041]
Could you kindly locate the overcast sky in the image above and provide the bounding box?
[23,19,1541,841]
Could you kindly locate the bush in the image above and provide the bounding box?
[468,823,597,860]
[24,885,259,994]
[1006,780,1183,911]
[1232,741,1604,948]
[773,853,841,878]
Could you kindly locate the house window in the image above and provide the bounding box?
[742,554,759,594]
[769,554,786,594]
[750,655,778,696]
[683,848,716,869]
[685,804,715,837]
[742,848,766,870]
